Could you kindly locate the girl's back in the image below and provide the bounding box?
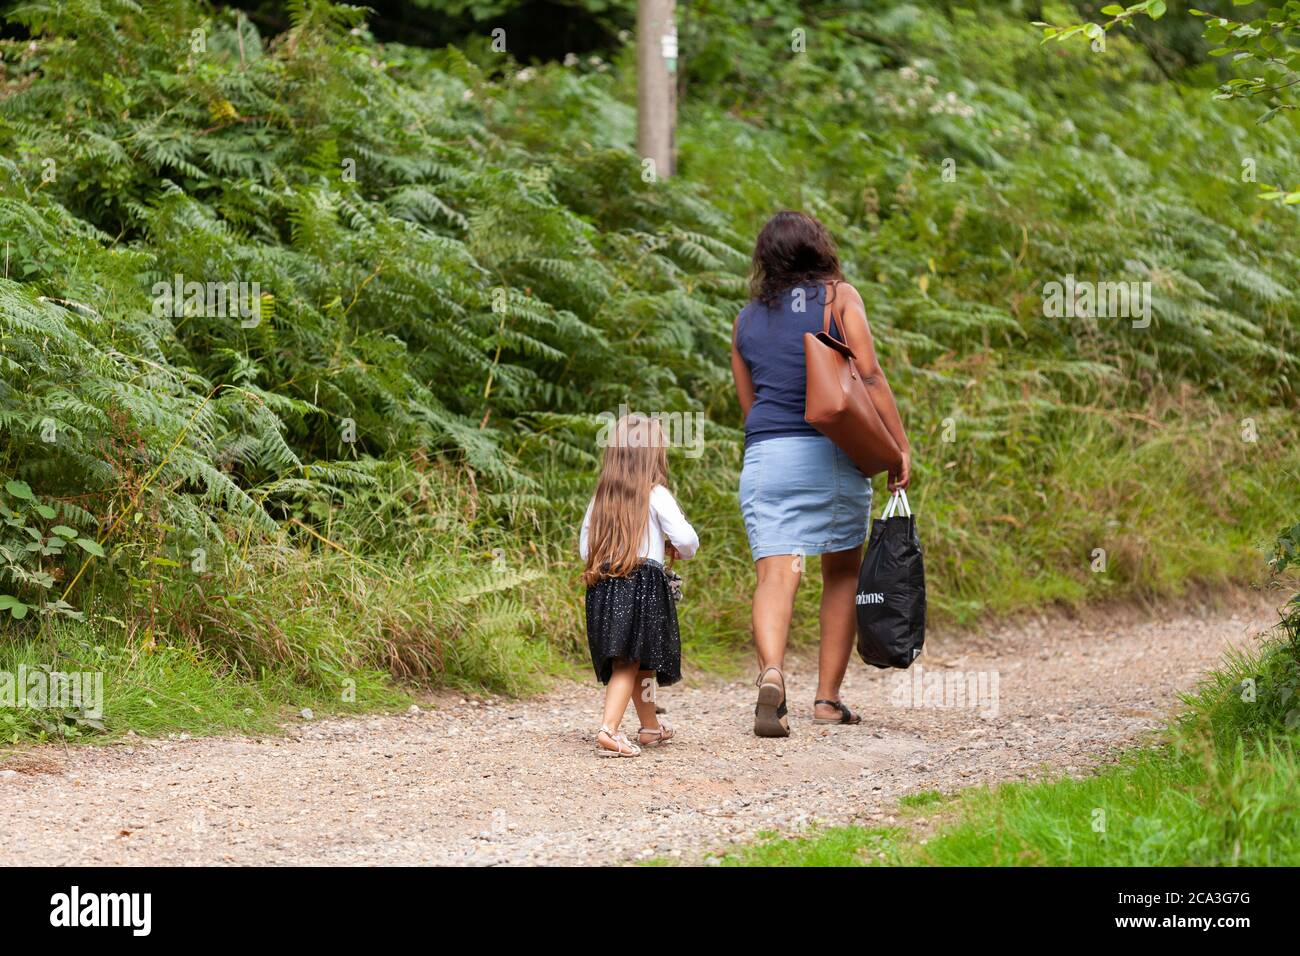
[581,413,699,758]
[580,484,698,566]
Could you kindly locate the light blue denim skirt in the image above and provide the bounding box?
[738,435,872,561]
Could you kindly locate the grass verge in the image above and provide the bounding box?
[0,620,408,747]
[710,594,1300,867]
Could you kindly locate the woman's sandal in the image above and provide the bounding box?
[813,699,862,725]
[597,725,641,757]
[637,720,674,747]
[754,666,791,738]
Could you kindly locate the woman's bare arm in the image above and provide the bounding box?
[731,313,755,419]
[832,283,911,490]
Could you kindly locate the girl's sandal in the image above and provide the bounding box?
[754,666,791,738]
[637,720,674,747]
[596,725,641,757]
[813,699,862,725]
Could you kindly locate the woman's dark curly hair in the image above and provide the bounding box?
[748,210,844,307]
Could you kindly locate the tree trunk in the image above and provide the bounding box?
[636,0,677,180]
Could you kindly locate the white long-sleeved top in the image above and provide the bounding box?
[579,485,699,564]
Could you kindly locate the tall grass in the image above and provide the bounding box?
[1,0,1297,704]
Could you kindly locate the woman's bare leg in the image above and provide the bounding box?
[816,547,861,719]
[753,554,803,674]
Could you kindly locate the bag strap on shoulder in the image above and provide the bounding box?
[821,280,841,337]
[821,280,858,365]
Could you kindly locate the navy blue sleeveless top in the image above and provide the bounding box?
[735,283,842,449]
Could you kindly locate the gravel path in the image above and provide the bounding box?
[0,596,1280,866]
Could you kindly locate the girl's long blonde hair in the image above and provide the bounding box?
[582,414,670,586]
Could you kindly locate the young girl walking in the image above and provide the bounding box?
[580,414,699,757]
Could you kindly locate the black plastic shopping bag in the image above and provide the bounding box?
[856,489,926,669]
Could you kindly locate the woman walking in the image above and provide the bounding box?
[731,211,911,737]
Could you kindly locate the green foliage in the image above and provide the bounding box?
[1042,0,1300,202]
[1273,523,1300,574]
[0,0,740,672]
[399,0,629,17]
[0,479,102,620]
[0,0,1297,692]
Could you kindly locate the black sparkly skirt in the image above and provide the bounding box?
[585,559,681,686]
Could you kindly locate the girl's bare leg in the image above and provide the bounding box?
[599,659,639,750]
[631,669,659,731]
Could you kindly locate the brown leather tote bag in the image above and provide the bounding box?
[804,281,903,478]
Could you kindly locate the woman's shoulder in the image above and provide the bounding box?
[827,279,865,306]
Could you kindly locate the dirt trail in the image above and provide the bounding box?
[0,595,1280,866]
